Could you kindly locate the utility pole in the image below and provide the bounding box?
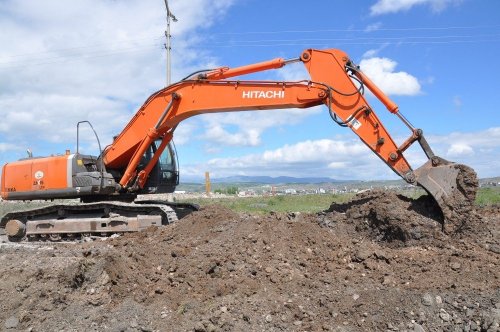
[163,0,177,87]
[205,171,211,195]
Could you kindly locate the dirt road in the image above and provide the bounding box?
[0,190,498,331]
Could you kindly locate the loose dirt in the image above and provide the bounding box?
[440,164,480,234]
[0,191,498,332]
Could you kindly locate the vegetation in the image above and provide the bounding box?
[178,193,356,214]
[180,187,500,213]
[475,187,500,206]
[214,186,239,195]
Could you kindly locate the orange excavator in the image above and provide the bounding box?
[1,48,477,240]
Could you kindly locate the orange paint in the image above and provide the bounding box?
[1,155,69,199]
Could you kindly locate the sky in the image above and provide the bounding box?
[0,0,499,182]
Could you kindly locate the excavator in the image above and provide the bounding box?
[0,48,477,241]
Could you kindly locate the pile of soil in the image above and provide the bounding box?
[0,190,498,331]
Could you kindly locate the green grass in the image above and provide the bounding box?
[178,193,356,214]
[475,187,500,206]
[0,201,54,218]
[180,187,500,213]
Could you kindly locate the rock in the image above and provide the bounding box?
[374,249,391,262]
[439,309,450,322]
[383,275,395,286]
[364,259,378,270]
[194,322,206,332]
[421,293,434,306]
[4,316,19,329]
[450,262,461,271]
[488,245,500,254]
[413,323,425,332]
[353,249,371,262]
[490,308,500,320]
[435,296,443,304]
[265,314,272,323]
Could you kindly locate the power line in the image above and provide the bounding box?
[0,44,163,68]
[0,35,164,59]
[205,33,500,45]
[210,25,500,35]
[2,24,497,60]
[2,32,496,65]
[204,38,500,48]
[1,26,499,69]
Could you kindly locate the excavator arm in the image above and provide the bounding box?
[105,49,416,188]
[103,48,476,223]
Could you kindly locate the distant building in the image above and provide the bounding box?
[316,188,326,194]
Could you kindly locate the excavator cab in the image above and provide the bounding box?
[138,139,179,194]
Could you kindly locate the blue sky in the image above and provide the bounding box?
[0,0,499,182]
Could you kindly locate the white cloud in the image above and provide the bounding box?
[447,143,473,157]
[0,3,330,160]
[182,127,500,180]
[186,137,394,180]
[0,0,235,155]
[0,143,17,152]
[171,121,198,146]
[362,49,379,58]
[361,43,389,59]
[196,105,323,149]
[422,127,500,176]
[370,0,462,15]
[327,161,349,169]
[359,57,421,96]
[204,125,261,146]
[364,22,383,32]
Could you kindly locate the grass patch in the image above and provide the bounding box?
[476,187,500,206]
[178,193,355,214]
[0,201,54,218]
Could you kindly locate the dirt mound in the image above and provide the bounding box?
[329,190,444,245]
[327,189,496,252]
[0,197,498,331]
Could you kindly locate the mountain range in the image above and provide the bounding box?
[182,175,343,184]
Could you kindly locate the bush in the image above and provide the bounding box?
[226,186,239,195]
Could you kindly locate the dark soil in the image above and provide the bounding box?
[440,164,480,234]
[0,191,498,332]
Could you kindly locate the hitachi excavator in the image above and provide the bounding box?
[1,48,477,240]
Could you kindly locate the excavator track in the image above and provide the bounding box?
[0,201,199,242]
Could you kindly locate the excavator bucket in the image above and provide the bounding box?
[413,156,478,232]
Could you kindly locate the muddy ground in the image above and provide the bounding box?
[0,190,498,332]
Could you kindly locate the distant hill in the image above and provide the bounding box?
[183,175,343,184]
